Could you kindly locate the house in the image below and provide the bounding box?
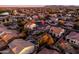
[0,38,7,50]
[0,17,13,25]
[8,39,35,54]
[50,27,65,37]
[55,39,76,54]
[24,20,37,30]
[0,31,18,43]
[38,33,55,45]
[0,12,9,16]
[66,32,79,47]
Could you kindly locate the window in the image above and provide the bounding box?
[73,41,76,44]
[2,19,5,22]
[67,39,70,42]
[71,40,74,43]
[22,19,24,21]
[6,19,9,21]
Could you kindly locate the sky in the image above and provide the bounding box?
[0,0,79,6]
[0,5,45,7]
